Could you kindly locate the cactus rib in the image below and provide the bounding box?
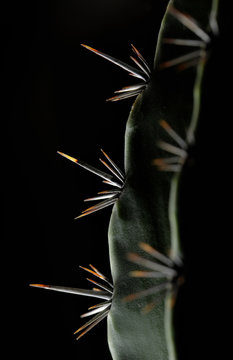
[31,0,219,358]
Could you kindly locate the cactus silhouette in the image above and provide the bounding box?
[30,0,219,359]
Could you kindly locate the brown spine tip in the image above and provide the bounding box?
[130,270,147,278]
[139,242,157,254]
[127,252,139,262]
[30,284,50,289]
[57,151,78,163]
[122,293,138,302]
[152,159,167,170]
[81,44,100,54]
[159,119,170,129]
[142,302,156,314]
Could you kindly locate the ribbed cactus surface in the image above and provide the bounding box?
[30,0,219,359]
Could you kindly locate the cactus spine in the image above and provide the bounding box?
[31,0,219,359]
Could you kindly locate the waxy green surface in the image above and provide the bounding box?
[107,0,218,359]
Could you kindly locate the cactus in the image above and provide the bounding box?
[30,0,219,359]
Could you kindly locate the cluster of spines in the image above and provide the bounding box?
[153,120,188,172]
[30,265,113,340]
[57,149,125,218]
[160,4,219,70]
[125,243,184,312]
[81,43,151,101]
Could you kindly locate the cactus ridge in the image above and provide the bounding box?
[30,0,219,358]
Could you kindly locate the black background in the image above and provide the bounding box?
[3,1,229,359]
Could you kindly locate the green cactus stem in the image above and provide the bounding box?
[30,0,219,359]
[107,0,219,359]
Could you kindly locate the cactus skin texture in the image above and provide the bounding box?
[107,0,219,359]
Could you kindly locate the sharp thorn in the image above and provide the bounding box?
[57,151,78,163]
